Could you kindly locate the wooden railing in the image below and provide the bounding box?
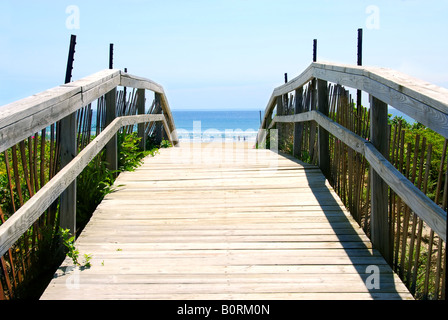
[257,61,447,299]
[0,70,178,260]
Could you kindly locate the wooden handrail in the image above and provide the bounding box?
[0,69,177,257]
[265,110,447,242]
[0,114,170,257]
[0,70,178,153]
[260,61,448,139]
[258,61,448,251]
[120,72,177,142]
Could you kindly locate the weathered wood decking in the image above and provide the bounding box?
[41,142,412,300]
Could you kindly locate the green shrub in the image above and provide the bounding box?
[117,132,146,172]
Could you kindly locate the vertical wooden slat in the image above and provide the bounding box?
[406,135,421,286]
[435,140,447,207]
[27,137,35,196]
[389,124,399,242]
[137,89,146,150]
[443,147,448,211]
[144,100,156,138]
[19,141,34,198]
[96,97,102,136]
[440,241,446,300]
[86,105,92,147]
[11,146,24,207]
[10,144,27,282]
[0,256,11,299]
[40,129,46,189]
[399,144,413,278]
[434,238,444,299]
[394,130,406,270]
[49,124,55,180]
[423,230,435,299]
[32,133,39,193]
[0,207,15,298]
[3,151,16,213]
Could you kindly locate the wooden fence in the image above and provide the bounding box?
[258,61,447,299]
[0,70,177,299]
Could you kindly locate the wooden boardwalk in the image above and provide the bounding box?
[41,142,412,300]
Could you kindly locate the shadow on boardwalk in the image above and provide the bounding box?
[40,143,412,300]
[280,151,411,300]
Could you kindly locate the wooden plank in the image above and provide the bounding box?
[41,143,412,300]
[42,273,404,285]
[39,291,413,301]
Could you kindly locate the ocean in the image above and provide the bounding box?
[170,108,415,144]
[83,108,413,144]
[171,110,262,143]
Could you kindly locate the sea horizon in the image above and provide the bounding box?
[171,110,262,144]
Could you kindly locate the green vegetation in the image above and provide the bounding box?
[76,151,117,230]
[58,227,92,268]
[76,132,165,231]
[388,116,446,202]
[117,132,147,172]
[160,139,172,149]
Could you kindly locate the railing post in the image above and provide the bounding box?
[154,93,163,145]
[370,95,392,264]
[276,95,284,150]
[105,88,118,173]
[264,111,272,148]
[309,39,318,161]
[317,79,330,180]
[109,44,114,70]
[309,79,317,161]
[293,87,303,158]
[137,89,146,150]
[59,34,77,235]
[356,28,363,135]
[59,113,77,235]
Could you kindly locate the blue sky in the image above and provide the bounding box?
[1,0,447,110]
